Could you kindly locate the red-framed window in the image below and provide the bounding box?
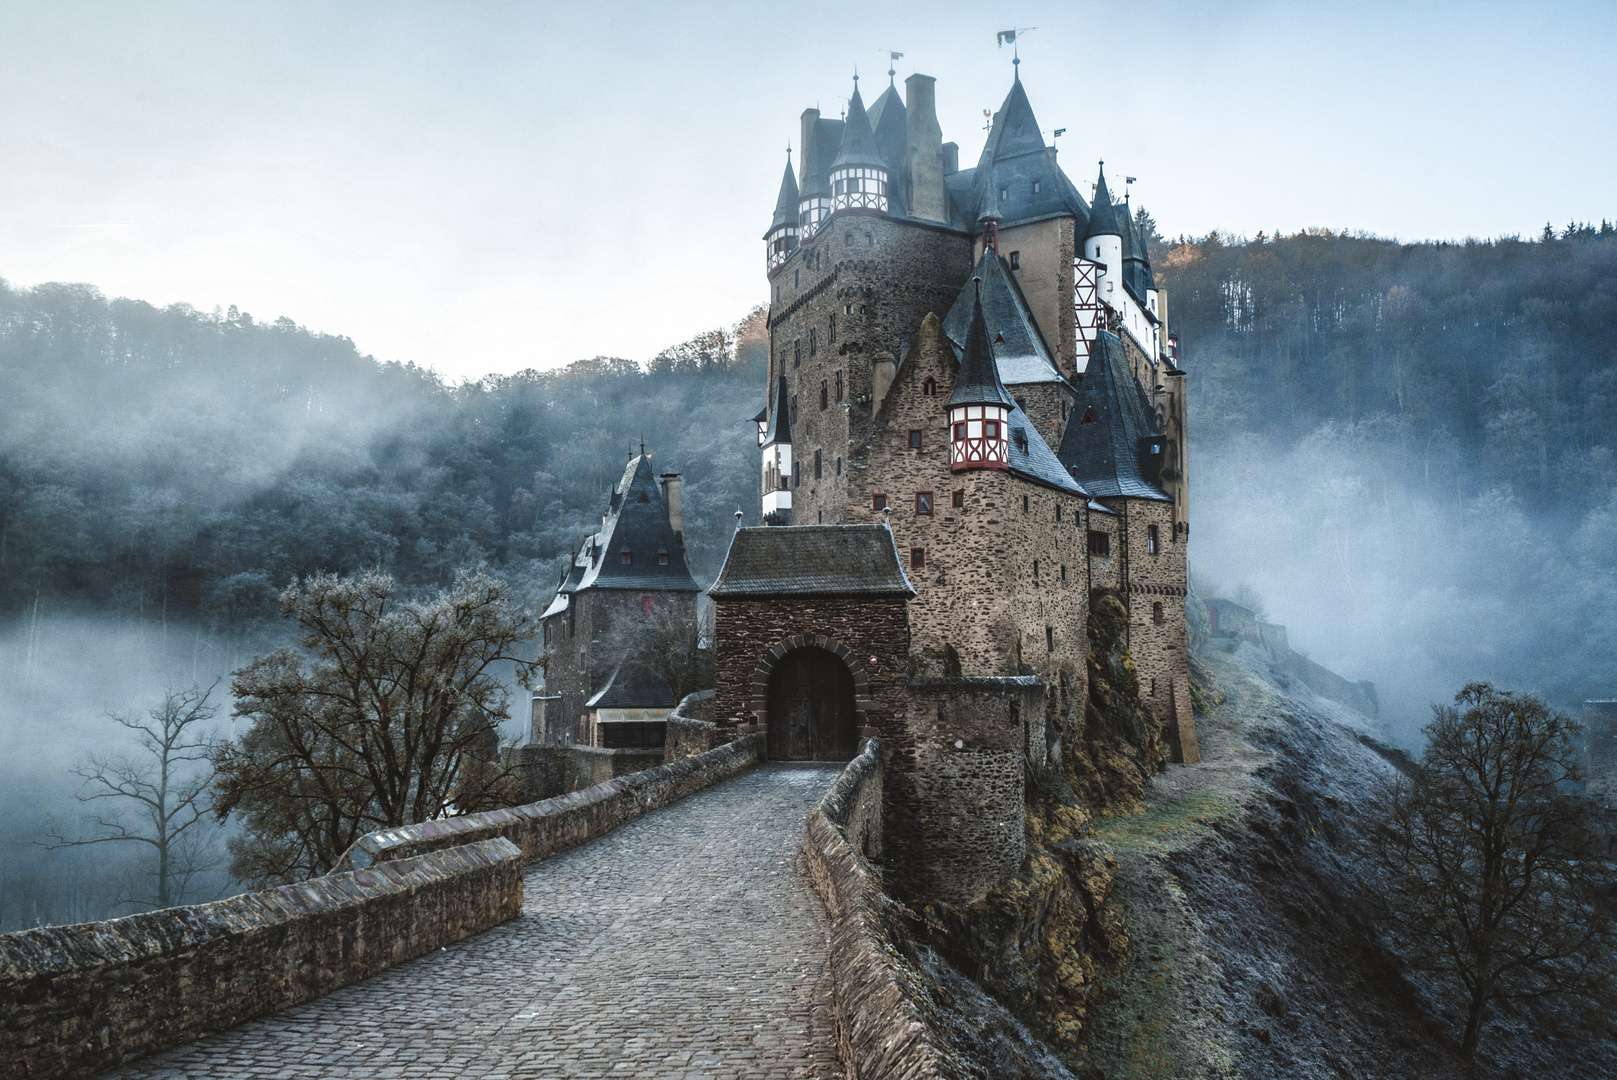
[908,429,923,450]
[872,494,887,511]
[910,548,925,568]
[915,491,934,516]
[952,489,964,508]
[642,596,655,615]
[952,421,966,440]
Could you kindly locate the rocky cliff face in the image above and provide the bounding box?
[890,635,1616,1078]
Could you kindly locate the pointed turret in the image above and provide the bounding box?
[829,78,890,215]
[760,375,794,524]
[1082,163,1125,309]
[765,152,800,273]
[948,280,1014,472]
[1084,163,1122,242]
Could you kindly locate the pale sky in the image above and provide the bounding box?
[2,1,1612,380]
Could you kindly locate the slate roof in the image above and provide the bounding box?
[709,525,916,597]
[1057,331,1170,501]
[1084,164,1122,241]
[943,251,1065,387]
[1121,196,1156,303]
[766,156,799,235]
[1007,404,1087,496]
[948,282,1017,410]
[570,455,701,593]
[586,661,676,711]
[763,374,792,445]
[942,77,1091,234]
[800,117,844,200]
[831,84,887,171]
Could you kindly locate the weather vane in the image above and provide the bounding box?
[884,50,903,85]
[996,27,1036,70]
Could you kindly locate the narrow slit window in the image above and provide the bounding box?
[1046,626,1054,652]
[820,380,829,409]
[1022,494,1030,513]
[814,449,822,479]
[1148,524,1160,554]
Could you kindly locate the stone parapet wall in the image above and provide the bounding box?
[664,689,721,763]
[0,837,523,1080]
[567,745,665,788]
[338,735,765,871]
[803,739,963,1080]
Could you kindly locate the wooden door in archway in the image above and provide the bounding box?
[766,647,858,761]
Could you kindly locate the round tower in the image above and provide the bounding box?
[828,78,889,216]
[1083,163,1124,306]
[948,279,1014,472]
[765,151,800,273]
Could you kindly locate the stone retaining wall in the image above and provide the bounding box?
[0,837,523,1080]
[803,739,962,1080]
[337,734,765,870]
[664,689,721,763]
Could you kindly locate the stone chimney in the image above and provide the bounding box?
[942,142,959,175]
[871,353,896,409]
[660,473,684,545]
[799,108,819,185]
[904,75,946,223]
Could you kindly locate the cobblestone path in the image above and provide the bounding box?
[110,764,845,1080]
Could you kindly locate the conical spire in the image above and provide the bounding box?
[949,279,1016,409]
[1084,162,1121,241]
[770,152,799,230]
[764,374,793,445]
[832,81,886,170]
[977,172,1002,224]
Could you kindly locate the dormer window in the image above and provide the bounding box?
[1032,181,1041,194]
[658,550,669,565]
[620,551,632,565]
[1009,251,1020,270]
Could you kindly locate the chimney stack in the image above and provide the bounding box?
[904,75,946,223]
[660,473,684,546]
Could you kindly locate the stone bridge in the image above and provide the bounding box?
[107,764,845,1080]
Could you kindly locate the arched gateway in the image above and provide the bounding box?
[766,646,858,760]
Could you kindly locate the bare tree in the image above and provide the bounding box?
[47,683,220,910]
[1370,682,1617,1063]
[596,599,712,706]
[213,570,539,885]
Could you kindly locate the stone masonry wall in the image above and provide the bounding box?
[1106,496,1197,762]
[712,595,910,738]
[664,689,721,763]
[995,215,1079,377]
[846,314,1089,710]
[887,677,1042,905]
[768,213,973,528]
[336,735,765,871]
[802,738,966,1080]
[0,837,524,1080]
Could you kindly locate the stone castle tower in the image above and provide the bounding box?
[742,65,1196,763]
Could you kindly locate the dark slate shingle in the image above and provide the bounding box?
[708,525,916,597]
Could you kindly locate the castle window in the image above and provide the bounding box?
[836,455,842,476]
[795,269,800,287]
[1009,251,1021,270]
[1000,187,1008,200]
[820,380,828,410]
[984,420,1000,439]
[1022,494,1030,513]
[620,551,632,565]
[642,595,655,615]
[835,370,844,402]
[794,340,801,368]
[1088,530,1110,557]
[846,232,854,247]
[1148,524,1160,554]
[809,329,817,357]
[658,550,669,565]
[916,491,933,516]
[952,489,964,508]
[814,449,823,479]
[844,303,854,315]
[829,313,836,344]
[872,493,888,511]
[908,429,923,450]
[923,376,936,396]
[1055,505,1062,523]
[1060,564,1067,583]
[911,548,925,568]
[865,233,874,247]
[1046,626,1055,653]
[1032,180,1041,194]
[791,394,798,423]
[1033,559,1039,580]
[1153,601,1165,625]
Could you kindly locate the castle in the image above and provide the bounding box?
[538,63,1198,904]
